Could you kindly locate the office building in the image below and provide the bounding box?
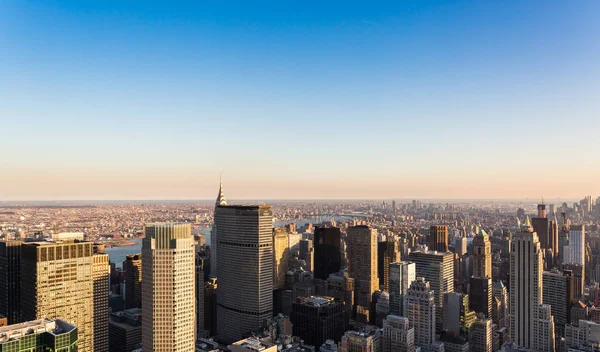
[469,315,492,352]
[564,319,600,351]
[443,292,476,336]
[314,226,342,280]
[510,218,556,351]
[0,241,22,325]
[274,228,291,289]
[327,270,355,320]
[291,296,346,347]
[388,261,416,316]
[469,277,492,319]
[93,246,110,352]
[375,291,390,328]
[378,238,400,291]
[566,225,586,265]
[338,328,382,352]
[124,254,142,309]
[429,225,448,252]
[109,308,142,352]
[408,250,454,308]
[299,239,314,272]
[0,319,77,351]
[347,226,379,311]
[492,281,509,330]
[142,223,196,352]
[210,180,227,278]
[455,237,467,256]
[216,205,273,344]
[542,268,574,338]
[438,335,468,352]
[406,278,436,351]
[382,315,414,352]
[21,240,95,352]
[562,263,585,299]
[473,229,492,279]
[196,243,206,337]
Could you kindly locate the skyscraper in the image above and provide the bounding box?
[469,277,492,319]
[21,240,95,352]
[406,278,436,351]
[142,223,196,352]
[378,238,400,291]
[543,268,574,338]
[388,261,416,317]
[408,250,454,308]
[472,229,492,279]
[274,227,291,289]
[509,218,555,351]
[429,225,448,252]
[299,239,314,272]
[347,226,379,312]
[196,243,206,338]
[291,296,347,347]
[0,318,78,351]
[124,254,142,309]
[443,292,476,336]
[216,205,273,344]
[0,240,22,324]
[326,270,355,320]
[210,180,227,278]
[382,315,414,352]
[469,315,492,352]
[314,226,342,280]
[93,246,110,352]
[566,225,585,265]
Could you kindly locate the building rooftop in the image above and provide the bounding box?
[0,319,76,343]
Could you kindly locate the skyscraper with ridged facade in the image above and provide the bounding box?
[142,223,196,352]
[347,225,378,320]
[210,179,227,278]
[216,205,273,344]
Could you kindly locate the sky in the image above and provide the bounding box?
[1,0,599,200]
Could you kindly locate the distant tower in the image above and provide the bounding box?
[378,237,400,291]
[216,205,274,344]
[142,223,196,352]
[567,225,585,265]
[473,229,492,278]
[210,179,227,278]
[347,226,379,315]
[429,225,448,252]
[273,228,291,289]
[314,226,342,280]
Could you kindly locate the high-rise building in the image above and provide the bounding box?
[216,205,273,344]
[142,223,196,352]
[196,243,206,338]
[469,277,492,319]
[338,328,382,352]
[299,239,314,272]
[347,226,379,311]
[469,315,492,352]
[124,254,142,309]
[210,180,227,278]
[21,240,95,352]
[492,281,509,330]
[406,278,436,351]
[473,229,492,279]
[454,237,467,256]
[443,292,476,336]
[0,240,22,324]
[382,315,414,352]
[535,305,555,352]
[408,250,454,308]
[0,318,77,351]
[542,268,574,338]
[327,270,355,320]
[314,226,342,280]
[291,296,347,347]
[509,218,556,351]
[388,261,416,316]
[109,308,142,352]
[274,228,291,289]
[375,291,390,328]
[566,225,585,265]
[429,225,448,252]
[378,238,400,292]
[93,246,110,352]
[562,263,584,299]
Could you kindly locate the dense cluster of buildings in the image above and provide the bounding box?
[2,191,600,351]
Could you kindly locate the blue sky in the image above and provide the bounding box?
[1,1,599,200]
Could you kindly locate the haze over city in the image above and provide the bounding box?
[2,1,599,200]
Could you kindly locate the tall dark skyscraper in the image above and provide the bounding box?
[291,296,347,347]
[216,205,273,344]
[124,254,142,309]
[210,180,227,278]
[0,240,22,324]
[429,225,448,252]
[314,226,342,280]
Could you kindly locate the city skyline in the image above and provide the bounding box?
[2,1,599,200]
